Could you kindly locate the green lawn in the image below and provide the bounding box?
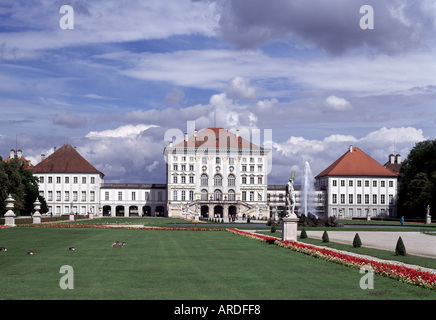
[1,226,436,300]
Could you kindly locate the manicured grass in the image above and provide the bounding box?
[1,226,436,300]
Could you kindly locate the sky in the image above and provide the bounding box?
[0,0,435,185]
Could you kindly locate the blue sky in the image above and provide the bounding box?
[0,0,435,184]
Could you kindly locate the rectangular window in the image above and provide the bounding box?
[90,191,95,202]
[357,194,361,204]
[65,191,70,201]
[365,194,369,204]
[132,192,136,201]
[118,192,122,201]
[340,194,345,204]
[181,190,186,201]
[82,177,86,184]
[349,194,353,204]
[73,191,78,202]
[81,191,86,201]
[332,194,337,204]
[56,191,61,201]
[173,190,178,201]
[373,194,377,204]
[105,191,109,201]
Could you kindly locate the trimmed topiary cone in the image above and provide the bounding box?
[300,228,307,239]
[322,230,329,243]
[395,236,406,256]
[353,233,362,248]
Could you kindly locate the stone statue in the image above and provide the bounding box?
[427,205,431,217]
[286,173,297,217]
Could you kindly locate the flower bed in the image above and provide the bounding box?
[228,228,436,290]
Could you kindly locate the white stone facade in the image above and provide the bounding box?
[37,172,103,216]
[164,128,270,219]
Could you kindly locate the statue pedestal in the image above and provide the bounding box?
[426,215,432,224]
[282,216,299,242]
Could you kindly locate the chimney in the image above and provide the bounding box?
[396,154,401,164]
[10,149,15,159]
[194,130,197,138]
[54,147,57,152]
[17,149,22,159]
[236,130,239,138]
[349,145,353,153]
[389,154,395,164]
[41,154,45,161]
[185,133,188,142]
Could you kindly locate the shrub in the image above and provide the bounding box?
[322,231,329,243]
[300,228,307,239]
[353,233,362,248]
[395,237,407,256]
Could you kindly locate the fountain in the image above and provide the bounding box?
[301,161,318,218]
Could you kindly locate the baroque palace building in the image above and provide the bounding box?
[6,127,401,220]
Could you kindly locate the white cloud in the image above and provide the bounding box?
[225,76,257,101]
[86,124,157,139]
[269,127,426,185]
[325,95,352,111]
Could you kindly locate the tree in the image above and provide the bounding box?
[0,157,47,216]
[322,231,329,243]
[398,139,436,218]
[395,237,406,256]
[353,233,362,248]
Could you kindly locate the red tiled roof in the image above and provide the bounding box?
[173,128,262,149]
[315,146,398,178]
[33,144,103,175]
[3,156,33,169]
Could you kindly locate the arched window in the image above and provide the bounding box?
[228,189,235,201]
[201,189,208,201]
[214,174,222,186]
[228,174,235,186]
[201,174,208,186]
[214,189,222,201]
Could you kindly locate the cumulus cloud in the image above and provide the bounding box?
[225,76,257,101]
[269,127,426,185]
[325,95,352,111]
[85,124,157,139]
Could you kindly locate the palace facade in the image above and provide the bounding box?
[8,127,401,220]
